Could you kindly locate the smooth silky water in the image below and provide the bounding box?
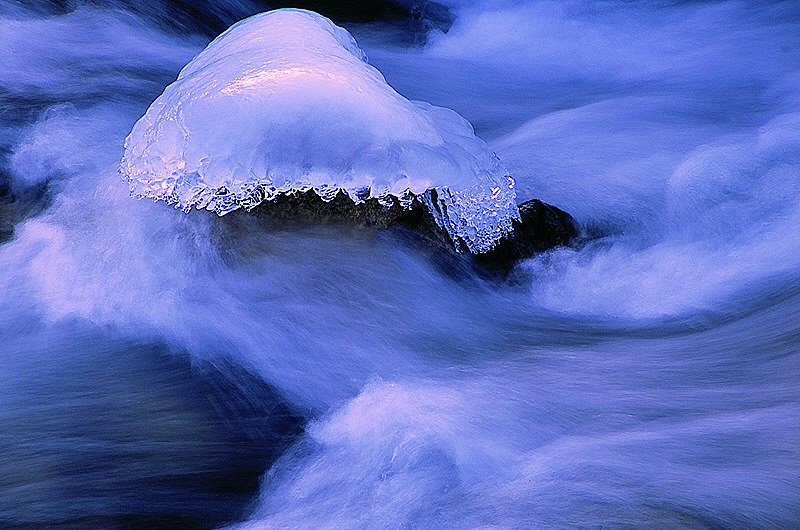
[1,1,798,528]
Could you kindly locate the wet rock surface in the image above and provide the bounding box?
[248,189,579,274]
[472,199,579,274]
[250,188,415,229]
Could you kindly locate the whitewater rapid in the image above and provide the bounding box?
[1,1,799,527]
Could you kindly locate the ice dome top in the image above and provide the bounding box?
[120,9,518,252]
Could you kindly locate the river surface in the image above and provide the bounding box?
[1,1,799,528]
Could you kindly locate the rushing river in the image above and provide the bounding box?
[1,1,799,528]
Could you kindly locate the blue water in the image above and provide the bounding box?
[1,1,798,528]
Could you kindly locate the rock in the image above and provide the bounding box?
[249,188,578,274]
[250,188,415,229]
[471,199,579,274]
[119,9,579,272]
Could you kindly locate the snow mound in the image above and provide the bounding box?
[120,9,518,252]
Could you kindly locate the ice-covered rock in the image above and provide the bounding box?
[120,8,519,253]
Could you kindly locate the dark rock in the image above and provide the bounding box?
[390,194,579,275]
[248,187,461,252]
[248,189,579,275]
[472,199,579,275]
[249,188,421,228]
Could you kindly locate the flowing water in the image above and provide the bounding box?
[1,1,798,528]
